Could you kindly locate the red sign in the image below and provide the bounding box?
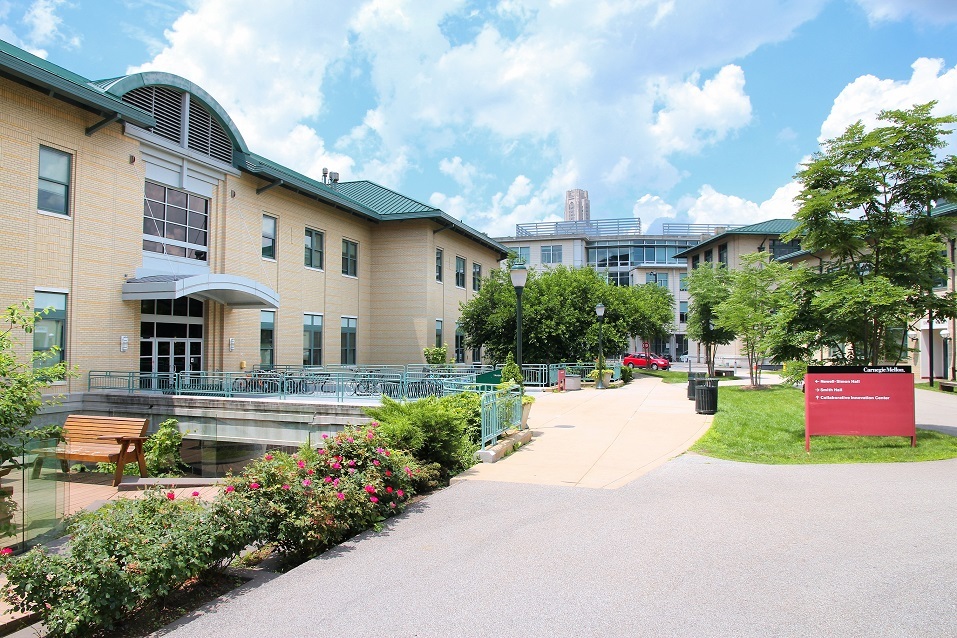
[642,342,649,350]
[805,366,915,451]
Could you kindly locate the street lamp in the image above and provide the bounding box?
[596,302,606,389]
[510,262,528,367]
[942,327,952,381]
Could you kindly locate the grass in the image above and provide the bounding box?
[634,369,689,384]
[915,381,955,394]
[690,384,957,464]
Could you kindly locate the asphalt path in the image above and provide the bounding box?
[164,452,957,637]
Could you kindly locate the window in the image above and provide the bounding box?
[341,317,357,364]
[33,292,66,368]
[455,326,465,363]
[305,228,324,269]
[143,182,209,261]
[472,263,482,292]
[704,249,713,263]
[679,272,688,291]
[262,215,277,259]
[436,248,443,282]
[303,314,322,366]
[718,243,728,266]
[691,255,700,269]
[541,245,563,264]
[646,272,668,288]
[455,256,466,287]
[38,146,71,215]
[260,310,275,368]
[342,240,358,276]
[435,319,443,348]
[472,346,481,363]
[679,301,688,323]
[516,247,530,263]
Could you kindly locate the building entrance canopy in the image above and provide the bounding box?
[122,274,278,309]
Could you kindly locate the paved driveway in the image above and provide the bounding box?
[164,381,957,638]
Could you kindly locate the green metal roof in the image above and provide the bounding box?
[333,181,438,215]
[674,218,800,258]
[0,39,155,130]
[932,200,957,217]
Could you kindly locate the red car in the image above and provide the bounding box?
[623,352,670,370]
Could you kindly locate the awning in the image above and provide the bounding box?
[122,274,278,309]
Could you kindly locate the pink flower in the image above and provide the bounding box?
[225,485,235,493]
[191,491,200,497]
[264,454,273,461]
[324,476,333,483]
[348,468,356,474]
[282,484,291,490]
[371,421,379,427]
[347,437,354,443]
[318,449,326,455]
[367,432,375,440]
[376,447,385,454]
[307,469,315,475]
[386,486,393,494]
[404,466,412,476]
[322,433,329,439]
[336,492,345,500]
[297,460,306,469]
[397,490,404,498]
[333,478,340,487]
[166,491,175,500]
[302,479,312,487]
[348,460,356,467]
[332,463,341,469]
[373,460,380,466]
[249,482,260,490]
[370,496,379,503]
[389,502,396,509]
[384,450,391,456]
[385,470,392,477]
[0,547,12,555]
[364,485,376,494]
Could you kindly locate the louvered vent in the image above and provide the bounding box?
[188,97,234,164]
[122,86,183,144]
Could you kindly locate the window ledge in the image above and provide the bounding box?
[341,274,358,280]
[37,210,71,220]
[262,257,277,263]
[305,266,325,273]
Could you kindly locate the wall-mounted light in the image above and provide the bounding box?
[120,336,129,352]
[129,155,136,164]
[229,338,235,352]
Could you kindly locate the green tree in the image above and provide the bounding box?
[686,263,735,376]
[714,252,793,386]
[459,265,673,364]
[786,102,957,365]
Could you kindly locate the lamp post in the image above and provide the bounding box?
[596,303,606,389]
[510,262,528,368]
[942,327,952,381]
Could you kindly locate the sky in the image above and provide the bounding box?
[2,0,957,237]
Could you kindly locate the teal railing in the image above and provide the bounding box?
[479,386,522,449]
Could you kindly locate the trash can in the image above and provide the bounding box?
[695,378,719,414]
[687,372,705,401]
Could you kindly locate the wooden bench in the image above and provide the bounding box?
[31,415,149,487]
[714,369,735,378]
[939,381,957,392]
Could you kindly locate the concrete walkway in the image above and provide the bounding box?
[457,375,711,489]
[150,378,957,637]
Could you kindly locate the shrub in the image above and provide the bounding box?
[0,491,253,636]
[620,366,634,383]
[781,360,808,387]
[500,351,523,387]
[365,396,477,479]
[423,343,449,365]
[440,391,482,443]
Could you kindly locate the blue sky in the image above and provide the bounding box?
[2,0,957,236]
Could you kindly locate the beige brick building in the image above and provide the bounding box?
[0,41,506,394]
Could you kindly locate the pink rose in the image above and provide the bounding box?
[324,476,333,483]
[307,469,315,475]
[386,486,393,493]
[250,482,260,490]
[302,479,312,487]
[264,454,273,461]
[397,489,404,498]
[282,484,291,490]
[367,432,375,439]
[191,491,200,497]
[347,437,354,443]
[373,460,380,466]
[298,460,306,469]
[370,496,379,503]
[225,485,235,493]
[166,491,175,500]
[0,547,12,555]
[336,492,345,500]
[364,485,376,494]
[322,433,329,439]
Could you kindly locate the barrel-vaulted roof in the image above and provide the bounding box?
[674,219,800,258]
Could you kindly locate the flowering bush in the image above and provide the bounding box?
[0,490,253,636]
[224,429,415,562]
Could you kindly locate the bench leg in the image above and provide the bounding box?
[113,441,133,487]
[31,455,44,479]
[135,446,147,478]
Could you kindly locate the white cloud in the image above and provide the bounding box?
[633,194,676,221]
[854,0,957,23]
[820,57,957,142]
[439,156,478,190]
[683,182,800,226]
[0,0,77,56]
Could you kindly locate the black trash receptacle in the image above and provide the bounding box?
[687,372,705,401]
[695,378,719,414]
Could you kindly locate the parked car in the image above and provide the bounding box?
[623,352,671,370]
[678,353,691,363]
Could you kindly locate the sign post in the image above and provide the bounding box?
[804,366,915,451]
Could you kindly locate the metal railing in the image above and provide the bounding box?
[479,386,522,449]
[515,218,642,238]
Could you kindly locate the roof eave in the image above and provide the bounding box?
[0,49,155,129]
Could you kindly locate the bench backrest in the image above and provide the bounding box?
[62,415,148,445]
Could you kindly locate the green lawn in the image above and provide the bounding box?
[634,369,689,384]
[691,384,957,464]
